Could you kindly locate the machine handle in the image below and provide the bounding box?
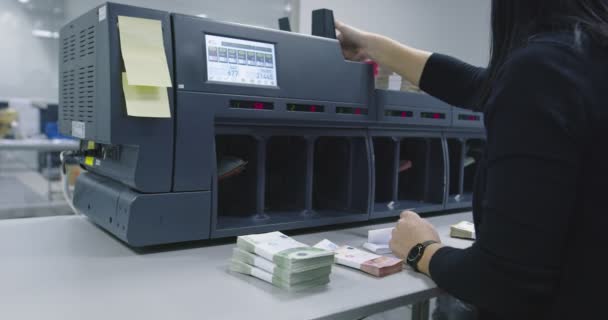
[312,9,337,39]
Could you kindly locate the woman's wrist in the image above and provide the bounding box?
[363,34,432,87]
[417,243,443,277]
[363,33,389,62]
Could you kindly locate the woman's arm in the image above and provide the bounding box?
[391,41,584,318]
[336,21,486,109]
[336,21,431,87]
[426,43,583,317]
[336,21,432,87]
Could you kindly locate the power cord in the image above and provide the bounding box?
[60,150,85,215]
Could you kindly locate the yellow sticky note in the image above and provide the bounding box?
[122,73,171,118]
[118,16,172,87]
[85,156,94,166]
[87,141,96,150]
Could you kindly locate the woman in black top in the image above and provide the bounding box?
[336,1,608,319]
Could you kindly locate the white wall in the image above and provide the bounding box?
[0,0,295,104]
[0,0,486,103]
[65,0,294,29]
[0,1,61,102]
[299,0,491,66]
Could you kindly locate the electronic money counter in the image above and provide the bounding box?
[59,3,485,246]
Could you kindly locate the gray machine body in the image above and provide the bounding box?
[61,3,485,246]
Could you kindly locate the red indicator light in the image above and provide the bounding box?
[433,113,440,119]
[401,111,408,118]
[310,105,316,112]
[254,102,264,110]
[355,108,362,115]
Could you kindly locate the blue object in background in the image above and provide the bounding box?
[44,122,72,140]
[40,104,72,140]
[44,122,59,139]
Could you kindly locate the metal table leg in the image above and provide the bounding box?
[46,152,52,200]
[412,299,430,320]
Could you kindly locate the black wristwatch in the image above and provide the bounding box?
[406,240,439,272]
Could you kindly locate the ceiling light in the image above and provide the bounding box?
[196,13,208,18]
[18,0,29,3]
[32,29,59,39]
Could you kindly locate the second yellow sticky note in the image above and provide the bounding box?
[122,73,171,118]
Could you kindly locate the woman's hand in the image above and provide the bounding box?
[335,21,371,62]
[390,211,443,275]
[335,21,432,87]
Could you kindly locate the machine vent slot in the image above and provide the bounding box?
[62,34,77,62]
[62,37,69,63]
[79,26,95,57]
[61,65,94,124]
[76,65,95,123]
[69,34,76,61]
[61,69,77,122]
[60,23,96,128]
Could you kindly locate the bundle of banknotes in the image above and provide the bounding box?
[314,239,403,277]
[229,231,334,291]
[450,221,476,240]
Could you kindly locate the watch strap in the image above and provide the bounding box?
[407,240,439,272]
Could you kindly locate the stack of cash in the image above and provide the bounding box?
[314,239,403,277]
[229,231,334,291]
[450,221,476,240]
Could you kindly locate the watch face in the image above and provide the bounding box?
[407,244,423,262]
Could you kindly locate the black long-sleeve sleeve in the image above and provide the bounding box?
[425,39,591,319]
[419,53,487,110]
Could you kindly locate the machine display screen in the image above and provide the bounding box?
[206,35,277,87]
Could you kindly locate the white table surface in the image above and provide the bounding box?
[0,212,473,320]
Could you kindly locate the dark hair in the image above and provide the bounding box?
[478,0,608,107]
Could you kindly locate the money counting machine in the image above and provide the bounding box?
[59,3,485,246]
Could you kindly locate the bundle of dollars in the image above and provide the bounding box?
[229,231,334,291]
[232,248,332,282]
[314,239,403,277]
[450,221,476,240]
[236,231,335,271]
[229,260,330,291]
